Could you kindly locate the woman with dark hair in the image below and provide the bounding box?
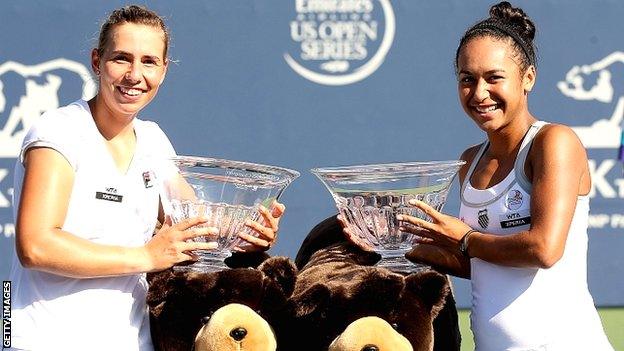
[9,5,283,350]
[396,2,613,350]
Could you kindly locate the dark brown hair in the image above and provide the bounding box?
[455,1,537,74]
[96,5,170,59]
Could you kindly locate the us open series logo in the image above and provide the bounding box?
[284,0,395,86]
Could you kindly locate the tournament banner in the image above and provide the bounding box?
[0,1,622,308]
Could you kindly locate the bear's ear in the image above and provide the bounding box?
[259,256,298,298]
[292,283,332,318]
[295,215,345,269]
[404,271,450,319]
[350,268,404,313]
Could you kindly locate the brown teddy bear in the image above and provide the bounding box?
[147,217,461,351]
[282,215,461,351]
[147,252,297,351]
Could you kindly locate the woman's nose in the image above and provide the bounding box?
[124,63,142,83]
[473,79,489,102]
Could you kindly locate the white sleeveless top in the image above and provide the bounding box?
[459,121,613,351]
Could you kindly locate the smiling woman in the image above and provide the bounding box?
[396,1,615,350]
[90,22,168,133]
[89,21,169,173]
[7,5,285,351]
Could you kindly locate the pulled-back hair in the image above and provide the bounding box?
[97,5,170,59]
[455,1,537,74]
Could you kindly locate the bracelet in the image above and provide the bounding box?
[459,229,478,258]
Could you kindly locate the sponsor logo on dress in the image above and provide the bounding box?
[504,189,523,211]
[95,191,123,203]
[142,171,154,188]
[499,210,531,229]
[284,0,395,86]
[97,187,122,203]
[0,59,96,238]
[477,209,489,229]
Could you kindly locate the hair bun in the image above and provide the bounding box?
[489,1,535,42]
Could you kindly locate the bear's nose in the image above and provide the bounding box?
[230,327,248,341]
[361,345,379,351]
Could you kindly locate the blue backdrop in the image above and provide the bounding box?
[1,1,622,308]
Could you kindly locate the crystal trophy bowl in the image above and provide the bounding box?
[163,156,299,272]
[311,160,465,273]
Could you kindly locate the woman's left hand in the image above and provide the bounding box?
[398,199,472,251]
[235,200,285,252]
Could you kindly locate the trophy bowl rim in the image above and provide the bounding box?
[311,160,465,175]
[171,155,300,186]
[310,160,466,184]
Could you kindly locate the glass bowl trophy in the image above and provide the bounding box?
[163,156,299,272]
[311,161,465,273]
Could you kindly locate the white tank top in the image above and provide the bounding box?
[459,121,613,351]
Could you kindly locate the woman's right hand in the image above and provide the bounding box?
[143,216,218,272]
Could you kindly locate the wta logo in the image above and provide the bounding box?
[0,59,95,236]
[284,0,395,86]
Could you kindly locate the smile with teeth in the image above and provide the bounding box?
[118,86,144,97]
[474,104,499,113]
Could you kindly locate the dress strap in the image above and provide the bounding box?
[515,121,549,193]
[460,141,489,204]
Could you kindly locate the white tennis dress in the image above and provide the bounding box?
[459,121,613,351]
[9,100,176,350]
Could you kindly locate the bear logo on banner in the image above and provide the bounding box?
[558,51,624,149]
[0,58,95,236]
[0,59,96,157]
[284,0,395,86]
[557,51,624,230]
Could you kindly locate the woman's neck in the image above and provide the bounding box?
[88,96,136,141]
[486,114,537,159]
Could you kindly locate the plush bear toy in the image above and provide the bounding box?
[147,253,297,351]
[282,215,461,351]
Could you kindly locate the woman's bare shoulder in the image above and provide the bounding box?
[458,143,484,182]
[460,143,484,163]
[533,123,586,156]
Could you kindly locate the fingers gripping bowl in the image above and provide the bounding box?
[311,160,465,273]
[163,156,299,272]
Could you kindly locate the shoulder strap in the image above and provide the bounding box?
[514,121,549,193]
[460,141,489,202]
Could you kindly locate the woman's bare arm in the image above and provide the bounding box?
[16,147,216,278]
